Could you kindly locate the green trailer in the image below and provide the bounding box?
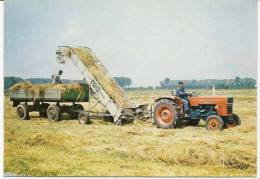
[10,83,91,121]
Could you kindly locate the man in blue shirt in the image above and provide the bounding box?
[52,70,63,84]
[176,81,189,113]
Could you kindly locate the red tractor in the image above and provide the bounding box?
[152,92,240,131]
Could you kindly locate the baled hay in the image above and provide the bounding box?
[70,47,130,108]
[10,82,86,100]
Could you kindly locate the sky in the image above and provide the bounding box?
[4,0,257,86]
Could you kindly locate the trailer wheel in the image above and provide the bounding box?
[78,111,89,125]
[153,99,180,129]
[205,115,224,131]
[16,104,29,120]
[47,105,61,121]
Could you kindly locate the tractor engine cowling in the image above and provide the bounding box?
[189,96,233,117]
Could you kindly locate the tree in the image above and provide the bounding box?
[159,77,172,89]
[158,76,256,89]
[4,76,24,90]
[114,77,132,89]
[234,76,241,88]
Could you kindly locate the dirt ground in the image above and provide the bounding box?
[4,89,256,176]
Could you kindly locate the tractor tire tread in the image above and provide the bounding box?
[205,115,224,131]
[153,99,180,129]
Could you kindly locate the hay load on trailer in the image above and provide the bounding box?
[10,82,89,121]
[10,82,89,102]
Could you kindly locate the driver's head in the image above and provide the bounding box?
[178,81,184,87]
[58,70,63,75]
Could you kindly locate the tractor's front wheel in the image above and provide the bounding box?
[153,99,180,129]
[205,115,224,131]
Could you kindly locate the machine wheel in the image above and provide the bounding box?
[226,113,241,128]
[233,113,241,126]
[153,99,180,129]
[39,103,49,117]
[78,111,89,125]
[188,119,200,126]
[70,104,84,119]
[205,115,224,131]
[114,119,123,126]
[47,105,61,121]
[16,104,29,120]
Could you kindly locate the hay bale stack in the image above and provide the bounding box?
[69,47,130,108]
[10,82,87,100]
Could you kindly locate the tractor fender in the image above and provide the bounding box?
[153,97,183,108]
[154,96,180,103]
[152,97,183,118]
[152,97,176,113]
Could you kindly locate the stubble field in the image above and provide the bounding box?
[4,89,256,176]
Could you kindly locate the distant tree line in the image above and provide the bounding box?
[4,76,132,91]
[159,76,256,89]
[4,77,24,90]
[4,76,256,91]
[113,77,132,89]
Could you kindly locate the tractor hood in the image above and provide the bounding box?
[189,96,233,106]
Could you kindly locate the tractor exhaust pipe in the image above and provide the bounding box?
[212,85,216,96]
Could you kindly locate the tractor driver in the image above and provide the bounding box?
[176,81,189,114]
[52,70,63,84]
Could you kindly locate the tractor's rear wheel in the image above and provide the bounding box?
[205,115,224,131]
[153,99,180,129]
[16,104,29,120]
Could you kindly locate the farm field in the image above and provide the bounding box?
[4,89,256,176]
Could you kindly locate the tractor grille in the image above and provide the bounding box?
[227,104,233,114]
[227,97,233,103]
